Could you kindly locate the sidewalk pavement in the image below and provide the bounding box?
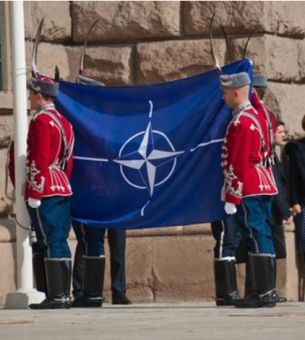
[0,301,305,340]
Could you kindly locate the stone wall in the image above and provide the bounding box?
[1,1,305,306]
[20,1,305,135]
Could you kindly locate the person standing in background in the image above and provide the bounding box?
[285,115,305,260]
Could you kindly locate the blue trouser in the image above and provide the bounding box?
[212,195,275,259]
[71,221,127,297]
[235,195,275,255]
[27,196,71,258]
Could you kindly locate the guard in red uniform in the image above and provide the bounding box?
[23,77,75,309]
[220,72,278,308]
[237,74,291,303]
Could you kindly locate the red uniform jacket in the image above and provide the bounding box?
[8,104,75,201]
[221,99,278,205]
[251,89,277,148]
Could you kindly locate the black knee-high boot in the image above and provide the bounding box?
[214,259,240,306]
[29,258,72,309]
[32,252,48,295]
[72,255,105,308]
[234,254,277,308]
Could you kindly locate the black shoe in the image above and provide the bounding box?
[234,291,277,308]
[71,295,103,308]
[275,294,287,303]
[29,297,71,310]
[72,290,84,299]
[112,294,132,305]
[216,290,240,306]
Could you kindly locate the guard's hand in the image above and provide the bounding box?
[224,202,237,215]
[284,215,294,225]
[28,198,41,209]
[291,204,301,215]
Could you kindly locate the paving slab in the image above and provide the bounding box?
[0,302,305,340]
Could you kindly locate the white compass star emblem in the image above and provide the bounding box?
[114,120,184,196]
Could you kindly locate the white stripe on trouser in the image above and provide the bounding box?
[45,257,72,261]
[241,201,259,253]
[217,220,235,260]
[214,256,236,262]
[249,253,275,258]
[219,220,225,258]
[35,208,50,257]
[83,255,105,259]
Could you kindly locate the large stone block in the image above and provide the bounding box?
[184,1,266,35]
[0,221,16,307]
[0,149,14,215]
[231,35,300,82]
[0,243,16,307]
[182,223,211,235]
[152,235,215,301]
[0,115,13,148]
[0,219,16,243]
[24,1,71,42]
[268,82,305,137]
[72,1,180,43]
[136,39,226,85]
[25,41,133,85]
[80,46,133,86]
[284,225,299,301]
[26,41,73,81]
[267,1,305,37]
[127,224,210,238]
[295,39,305,82]
[184,1,305,37]
[276,258,287,299]
[128,226,184,238]
[123,237,154,301]
[0,95,14,110]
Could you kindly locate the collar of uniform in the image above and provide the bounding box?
[37,103,55,112]
[33,103,55,118]
[232,100,251,116]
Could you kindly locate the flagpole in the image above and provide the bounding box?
[5,0,44,309]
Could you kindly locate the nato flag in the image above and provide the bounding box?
[55,59,253,229]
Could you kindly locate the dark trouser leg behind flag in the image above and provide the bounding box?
[71,221,106,308]
[108,228,132,305]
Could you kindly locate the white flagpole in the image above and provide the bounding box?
[5,0,44,309]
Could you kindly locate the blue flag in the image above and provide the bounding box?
[55,59,253,229]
